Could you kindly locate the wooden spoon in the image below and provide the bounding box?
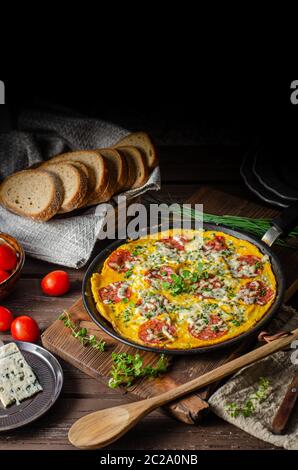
[68,327,298,449]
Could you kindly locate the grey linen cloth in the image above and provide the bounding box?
[209,306,298,450]
[0,110,160,268]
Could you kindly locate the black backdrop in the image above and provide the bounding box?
[2,74,298,144]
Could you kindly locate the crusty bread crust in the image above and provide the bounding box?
[116,146,149,189]
[115,132,158,169]
[42,162,88,213]
[0,169,63,222]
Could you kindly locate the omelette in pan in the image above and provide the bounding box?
[90,229,276,349]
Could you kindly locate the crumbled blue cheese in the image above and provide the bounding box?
[0,343,42,408]
[117,283,130,299]
[135,292,169,319]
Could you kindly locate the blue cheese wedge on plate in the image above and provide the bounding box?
[0,343,43,408]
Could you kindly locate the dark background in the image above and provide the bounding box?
[1,74,298,148]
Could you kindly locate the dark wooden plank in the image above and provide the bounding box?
[0,396,275,450]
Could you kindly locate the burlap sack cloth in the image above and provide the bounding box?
[209,305,298,449]
[0,110,160,268]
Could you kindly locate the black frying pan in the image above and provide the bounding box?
[83,204,298,355]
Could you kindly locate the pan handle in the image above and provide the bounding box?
[262,200,298,246]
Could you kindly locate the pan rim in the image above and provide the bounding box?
[82,223,285,355]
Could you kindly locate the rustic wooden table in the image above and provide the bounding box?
[0,145,296,450]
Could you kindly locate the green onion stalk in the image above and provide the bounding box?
[170,206,298,247]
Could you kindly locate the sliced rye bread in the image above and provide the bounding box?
[64,161,90,207]
[0,169,63,222]
[41,162,88,213]
[116,146,149,189]
[96,148,127,194]
[115,132,158,169]
[47,151,107,206]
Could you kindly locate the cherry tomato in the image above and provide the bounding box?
[0,306,14,331]
[0,244,17,271]
[41,270,70,296]
[0,269,10,283]
[11,315,40,342]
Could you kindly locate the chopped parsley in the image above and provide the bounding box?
[132,245,144,256]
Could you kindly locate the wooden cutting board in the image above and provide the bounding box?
[42,186,298,424]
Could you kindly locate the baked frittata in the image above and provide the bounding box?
[90,229,276,349]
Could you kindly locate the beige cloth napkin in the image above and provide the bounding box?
[209,306,298,450]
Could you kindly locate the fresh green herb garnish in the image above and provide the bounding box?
[226,376,271,418]
[132,245,143,256]
[123,309,131,322]
[221,249,231,256]
[181,270,191,279]
[125,269,133,278]
[108,353,168,388]
[197,261,204,273]
[162,281,171,289]
[59,312,106,351]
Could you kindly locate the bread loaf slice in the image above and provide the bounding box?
[47,151,107,206]
[42,162,88,213]
[0,169,63,221]
[115,132,158,169]
[96,148,127,195]
[116,146,149,189]
[65,161,91,208]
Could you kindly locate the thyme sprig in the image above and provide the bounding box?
[108,352,168,388]
[59,311,106,351]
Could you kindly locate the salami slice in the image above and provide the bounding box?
[204,235,227,252]
[108,249,133,273]
[195,275,224,299]
[138,318,176,344]
[229,255,263,278]
[238,280,274,305]
[159,236,188,251]
[189,315,228,340]
[146,265,175,284]
[99,281,131,304]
